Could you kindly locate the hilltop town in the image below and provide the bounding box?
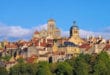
[0,19,110,69]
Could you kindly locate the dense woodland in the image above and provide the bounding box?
[0,51,110,75]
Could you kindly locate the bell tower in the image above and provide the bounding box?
[69,21,84,45]
[70,21,79,37]
[47,19,56,38]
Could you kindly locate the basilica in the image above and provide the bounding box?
[33,19,61,39]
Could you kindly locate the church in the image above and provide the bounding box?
[51,21,84,61]
[68,21,84,45]
[33,19,61,39]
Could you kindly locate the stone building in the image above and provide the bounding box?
[33,19,61,39]
[69,21,84,45]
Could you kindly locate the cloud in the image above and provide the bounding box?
[103,26,110,32]
[80,29,110,39]
[0,23,48,41]
[61,30,69,37]
[61,29,110,39]
[35,24,47,31]
[0,22,110,41]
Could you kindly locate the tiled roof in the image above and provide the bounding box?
[34,30,39,34]
[79,43,91,51]
[26,55,38,63]
[6,43,18,49]
[103,44,110,50]
[79,43,90,48]
[52,51,65,55]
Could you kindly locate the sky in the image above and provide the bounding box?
[0,0,110,41]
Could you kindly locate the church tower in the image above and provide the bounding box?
[70,21,79,37]
[47,19,56,38]
[69,21,84,45]
[47,19,61,39]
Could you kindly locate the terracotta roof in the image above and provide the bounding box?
[34,30,39,34]
[46,44,53,47]
[79,43,91,51]
[52,51,65,55]
[85,46,92,51]
[6,43,18,49]
[31,55,37,58]
[79,43,90,48]
[103,44,110,51]
[27,55,38,63]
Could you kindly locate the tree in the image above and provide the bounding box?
[36,61,52,75]
[37,66,52,75]
[9,62,37,75]
[55,62,73,75]
[49,63,57,74]
[2,55,11,62]
[9,63,26,75]
[65,56,76,67]
[17,57,24,63]
[74,54,90,75]
[0,67,8,75]
[93,51,110,75]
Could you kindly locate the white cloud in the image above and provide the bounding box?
[35,24,47,31]
[61,29,110,39]
[80,29,110,39]
[61,30,69,37]
[0,22,110,41]
[0,23,48,41]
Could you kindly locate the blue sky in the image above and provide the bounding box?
[0,0,110,41]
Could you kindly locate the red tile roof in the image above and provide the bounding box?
[103,44,110,51]
[79,43,91,51]
[34,30,39,34]
[26,55,38,63]
[6,43,18,49]
[79,43,90,48]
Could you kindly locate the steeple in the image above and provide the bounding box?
[69,21,84,45]
[73,21,76,26]
[70,21,79,37]
[72,21,79,29]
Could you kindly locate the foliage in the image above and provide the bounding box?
[17,57,24,63]
[9,62,37,75]
[74,53,90,75]
[2,51,110,75]
[0,66,8,75]
[55,62,73,75]
[93,51,110,75]
[2,55,11,62]
[36,61,52,75]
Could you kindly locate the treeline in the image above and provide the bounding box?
[1,51,110,75]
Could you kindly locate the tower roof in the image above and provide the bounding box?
[48,19,55,22]
[73,21,79,28]
[71,21,79,29]
[34,30,39,34]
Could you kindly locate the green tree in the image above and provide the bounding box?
[93,51,110,75]
[55,62,73,75]
[37,66,52,75]
[49,63,57,74]
[17,57,24,63]
[74,54,90,75]
[65,56,76,67]
[9,62,37,75]
[36,61,52,75]
[0,67,8,75]
[2,55,11,62]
